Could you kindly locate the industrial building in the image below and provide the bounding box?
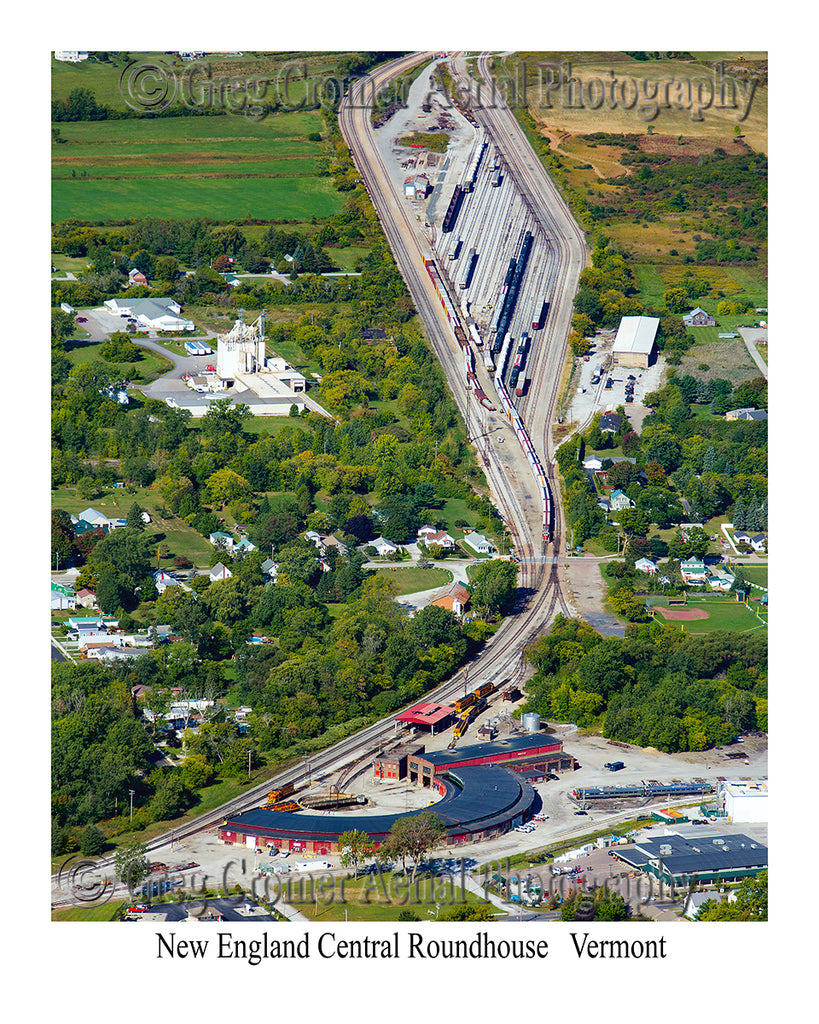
[218,764,537,855]
[612,831,767,885]
[611,315,659,369]
[718,780,768,823]
[407,734,574,786]
[104,297,195,332]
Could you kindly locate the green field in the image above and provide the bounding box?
[64,338,174,384]
[52,112,343,222]
[649,593,766,633]
[286,872,500,923]
[741,565,768,588]
[52,900,125,922]
[372,567,453,594]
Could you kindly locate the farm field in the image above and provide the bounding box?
[51,113,343,222]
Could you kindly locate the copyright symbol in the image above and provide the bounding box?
[120,61,176,112]
[58,856,114,904]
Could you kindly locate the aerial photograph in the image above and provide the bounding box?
[50,47,769,955]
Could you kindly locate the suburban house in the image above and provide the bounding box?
[104,297,195,332]
[209,531,235,552]
[582,455,604,471]
[749,533,767,552]
[209,562,233,582]
[683,306,716,327]
[417,525,440,539]
[708,569,736,591]
[152,570,181,594]
[599,413,624,434]
[128,268,149,287]
[370,536,399,557]
[725,408,768,422]
[680,559,709,584]
[233,537,257,555]
[75,587,98,609]
[421,530,457,550]
[609,489,633,511]
[634,557,657,575]
[305,530,327,552]
[260,558,279,580]
[462,531,495,555]
[430,582,471,617]
[77,507,110,529]
[51,582,76,611]
[323,535,348,556]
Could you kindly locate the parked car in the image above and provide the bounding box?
[75,316,88,323]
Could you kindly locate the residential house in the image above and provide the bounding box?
[597,497,611,513]
[680,559,708,584]
[609,489,633,511]
[260,557,279,581]
[682,306,716,327]
[370,536,399,557]
[152,570,181,594]
[77,507,109,529]
[305,530,327,552]
[708,570,735,591]
[634,557,657,575]
[430,582,471,616]
[233,537,257,556]
[733,530,752,546]
[323,535,348,556]
[582,455,604,471]
[725,408,768,422]
[416,525,439,540]
[599,413,623,434]
[209,531,235,552]
[75,588,98,609]
[749,533,767,552]
[422,530,456,550]
[209,562,233,582]
[461,532,495,555]
[128,268,149,287]
[51,582,76,611]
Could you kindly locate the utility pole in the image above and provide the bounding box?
[129,789,135,823]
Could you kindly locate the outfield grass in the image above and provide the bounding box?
[650,594,766,633]
[371,566,453,594]
[741,564,768,588]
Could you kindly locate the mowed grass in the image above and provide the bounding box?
[52,901,125,922]
[652,594,767,633]
[286,872,500,922]
[64,338,174,384]
[371,567,453,594]
[52,112,343,222]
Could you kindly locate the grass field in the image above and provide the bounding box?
[52,900,125,922]
[649,593,766,633]
[286,872,500,922]
[741,565,768,588]
[52,112,343,222]
[64,338,174,384]
[371,567,453,594]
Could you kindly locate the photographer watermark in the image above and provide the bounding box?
[119,57,760,125]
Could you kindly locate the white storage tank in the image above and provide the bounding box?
[522,712,541,733]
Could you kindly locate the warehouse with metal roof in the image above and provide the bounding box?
[611,831,767,884]
[611,315,660,368]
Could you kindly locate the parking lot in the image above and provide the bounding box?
[568,332,666,434]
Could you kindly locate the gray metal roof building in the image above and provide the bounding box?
[612,831,767,883]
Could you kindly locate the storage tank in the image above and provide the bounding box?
[522,712,541,733]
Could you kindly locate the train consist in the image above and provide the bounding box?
[491,231,533,354]
[452,682,495,739]
[509,332,529,397]
[424,258,494,410]
[494,332,554,542]
[441,184,465,234]
[461,133,488,193]
[573,782,714,801]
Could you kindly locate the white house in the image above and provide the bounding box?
[422,530,456,550]
[609,489,633,511]
[54,51,89,62]
[152,570,181,594]
[583,455,604,471]
[749,533,767,552]
[233,537,257,555]
[462,532,495,555]
[417,525,439,539]
[209,531,235,552]
[370,537,399,557]
[78,507,109,529]
[209,562,233,582]
[260,558,279,580]
[634,557,657,575]
[680,559,708,583]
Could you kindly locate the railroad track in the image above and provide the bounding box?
[53,55,587,907]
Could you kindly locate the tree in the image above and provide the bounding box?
[338,829,373,879]
[698,871,767,920]
[80,823,107,857]
[468,559,518,618]
[126,502,146,531]
[380,812,447,883]
[114,840,150,890]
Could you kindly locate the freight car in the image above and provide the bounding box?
[441,184,464,233]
